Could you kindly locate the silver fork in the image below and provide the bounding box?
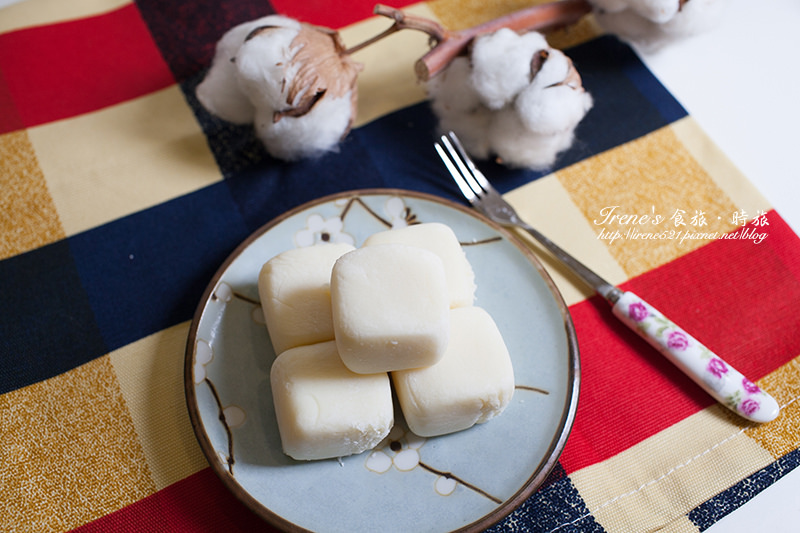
[435,131,779,424]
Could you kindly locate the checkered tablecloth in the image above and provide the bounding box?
[2,1,799,531]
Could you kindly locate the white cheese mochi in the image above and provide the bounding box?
[363,222,476,308]
[270,340,393,461]
[392,306,514,437]
[331,243,450,374]
[258,243,355,355]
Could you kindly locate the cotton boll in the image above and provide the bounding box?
[235,22,362,158]
[196,16,300,124]
[198,15,361,160]
[427,29,591,170]
[469,28,549,110]
[594,0,724,51]
[506,48,592,164]
[254,92,354,161]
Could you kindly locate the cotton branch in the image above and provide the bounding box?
[370,0,593,81]
[344,7,447,55]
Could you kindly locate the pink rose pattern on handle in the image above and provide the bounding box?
[707,358,728,378]
[667,330,689,351]
[612,291,779,423]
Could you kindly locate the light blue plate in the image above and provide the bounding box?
[185,189,579,532]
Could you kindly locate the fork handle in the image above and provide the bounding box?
[611,291,780,423]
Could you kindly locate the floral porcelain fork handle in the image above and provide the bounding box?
[435,132,780,423]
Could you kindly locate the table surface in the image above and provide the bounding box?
[1,0,797,531]
[634,0,800,530]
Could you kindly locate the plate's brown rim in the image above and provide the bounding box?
[183,188,581,533]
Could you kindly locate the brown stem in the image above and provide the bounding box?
[417,0,593,80]
[345,1,593,80]
[344,4,448,55]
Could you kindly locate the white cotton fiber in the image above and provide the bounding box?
[488,108,576,169]
[427,57,492,159]
[253,92,354,160]
[593,0,725,51]
[196,16,300,124]
[629,0,680,24]
[427,57,481,116]
[529,48,573,90]
[516,83,593,136]
[469,28,549,110]
[515,50,593,136]
[234,25,302,112]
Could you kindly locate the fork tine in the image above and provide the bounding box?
[436,133,489,202]
[439,134,483,199]
[434,142,477,202]
[444,132,494,193]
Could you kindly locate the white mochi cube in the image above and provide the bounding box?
[392,306,515,437]
[363,222,476,308]
[258,243,355,355]
[331,244,450,374]
[270,341,393,461]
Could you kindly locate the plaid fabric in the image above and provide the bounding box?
[1,0,798,531]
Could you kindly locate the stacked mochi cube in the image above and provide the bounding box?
[258,222,515,461]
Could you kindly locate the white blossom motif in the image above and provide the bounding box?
[366,425,426,474]
[222,405,246,428]
[435,476,457,496]
[213,281,234,302]
[294,213,355,247]
[384,197,413,228]
[364,425,473,498]
[194,339,214,384]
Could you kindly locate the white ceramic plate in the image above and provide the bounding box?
[185,189,579,532]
